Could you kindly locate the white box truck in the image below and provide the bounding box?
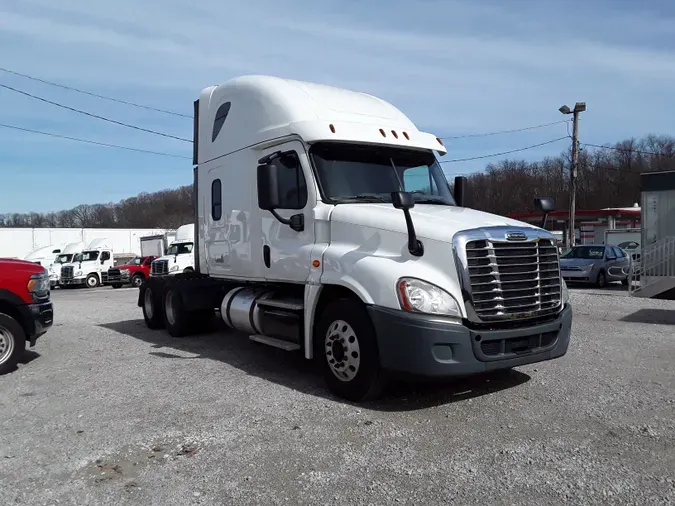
[138,75,573,401]
[140,231,176,258]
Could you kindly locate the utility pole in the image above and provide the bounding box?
[559,102,586,247]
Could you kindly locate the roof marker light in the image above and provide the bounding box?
[436,137,444,146]
[402,131,410,140]
[329,124,336,133]
[379,128,386,137]
[391,130,398,139]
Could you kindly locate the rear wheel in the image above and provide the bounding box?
[0,313,26,375]
[142,286,164,329]
[315,298,387,402]
[163,287,190,337]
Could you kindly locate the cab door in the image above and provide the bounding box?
[258,140,316,283]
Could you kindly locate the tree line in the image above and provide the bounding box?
[1,134,673,229]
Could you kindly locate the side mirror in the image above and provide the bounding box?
[257,163,281,211]
[454,176,468,207]
[534,197,555,229]
[392,191,414,210]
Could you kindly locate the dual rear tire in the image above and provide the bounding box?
[142,284,214,336]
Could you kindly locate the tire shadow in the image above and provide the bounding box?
[100,319,531,412]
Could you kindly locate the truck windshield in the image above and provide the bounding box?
[309,142,455,205]
[128,258,142,265]
[79,250,100,262]
[55,254,73,264]
[561,246,605,259]
[167,243,193,255]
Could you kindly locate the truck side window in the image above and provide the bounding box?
[211,179,222,220]
[403,165,436,194]
[277,154,307,210]
[212,102,231,142]
[100,251,111,261]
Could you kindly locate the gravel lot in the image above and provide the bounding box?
[1,285,674,505]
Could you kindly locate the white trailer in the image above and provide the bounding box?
[138,75,572,402]
[140,231,176,257]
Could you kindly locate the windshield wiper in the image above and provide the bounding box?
[337,195,389,203]
[413,197,451,205]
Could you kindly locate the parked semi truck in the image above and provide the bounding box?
[60,238,114,288]
[150,224,195,276]
[139,75,573,401]
[48,241,85,288]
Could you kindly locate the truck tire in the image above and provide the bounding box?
[183,267,194,274]
[163,286,190,337]
[0,313,26,375]
[131,274,144,288]
[86,274,100,288]
[314,298,387,402]
[142,286,164,329]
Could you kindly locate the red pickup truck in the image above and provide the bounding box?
[107,256,156,288]
[0,258,54,374]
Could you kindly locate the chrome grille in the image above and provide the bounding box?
[61,265,74,281]
[151,260,169,276]
[461,234,562,322]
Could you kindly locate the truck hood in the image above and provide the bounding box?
[560,258,598,268]
[0,258,46,275]
[328,204,538,242]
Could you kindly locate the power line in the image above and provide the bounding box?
[582,142,674,158]
[0,67,191,118]
[440,137,569,163]
[0,83,192,143]
[441,120,569,140]
[0,122,191,159]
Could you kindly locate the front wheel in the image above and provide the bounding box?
[131,275,144,288]
[86,274,100,288]
[314,298,387,402]
[0,313,26,375]
[596,271,606,288]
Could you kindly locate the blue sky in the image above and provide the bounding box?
[0,0,674,214]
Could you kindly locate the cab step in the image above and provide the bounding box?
[249,334,301,351]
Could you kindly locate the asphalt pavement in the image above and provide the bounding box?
[1,285,674,505]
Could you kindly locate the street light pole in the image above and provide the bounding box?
[559,102,586,247]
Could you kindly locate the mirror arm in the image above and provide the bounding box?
[269,210,304,232]
[402,210,424,257]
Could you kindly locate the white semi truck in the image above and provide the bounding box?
[60,238,114,288]
[149,224,195,276]
[138,75,573,401]
[49,241,85,287]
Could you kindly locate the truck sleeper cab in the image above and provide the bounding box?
[138,75,572,402]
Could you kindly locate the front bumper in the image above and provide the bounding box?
[60,277,86,286]
[561,269,593,283]
[368,304,573,377]
[18,301,54,344]
[108,273,131,284]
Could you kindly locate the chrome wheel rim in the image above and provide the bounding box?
[0,325,15,366]
[144,289,154,319]
[132,276,143,287]
[87,276,97,287]
[325,320,360,382]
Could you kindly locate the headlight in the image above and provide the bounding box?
[120,269,130,275]
[27,273,50,299]
[562,278,569,304]
[397,278,461,317]
[170,265,179,272]
[580,263,594,271]
[75,270,83,276]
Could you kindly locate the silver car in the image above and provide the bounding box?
[560,244,631,288]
